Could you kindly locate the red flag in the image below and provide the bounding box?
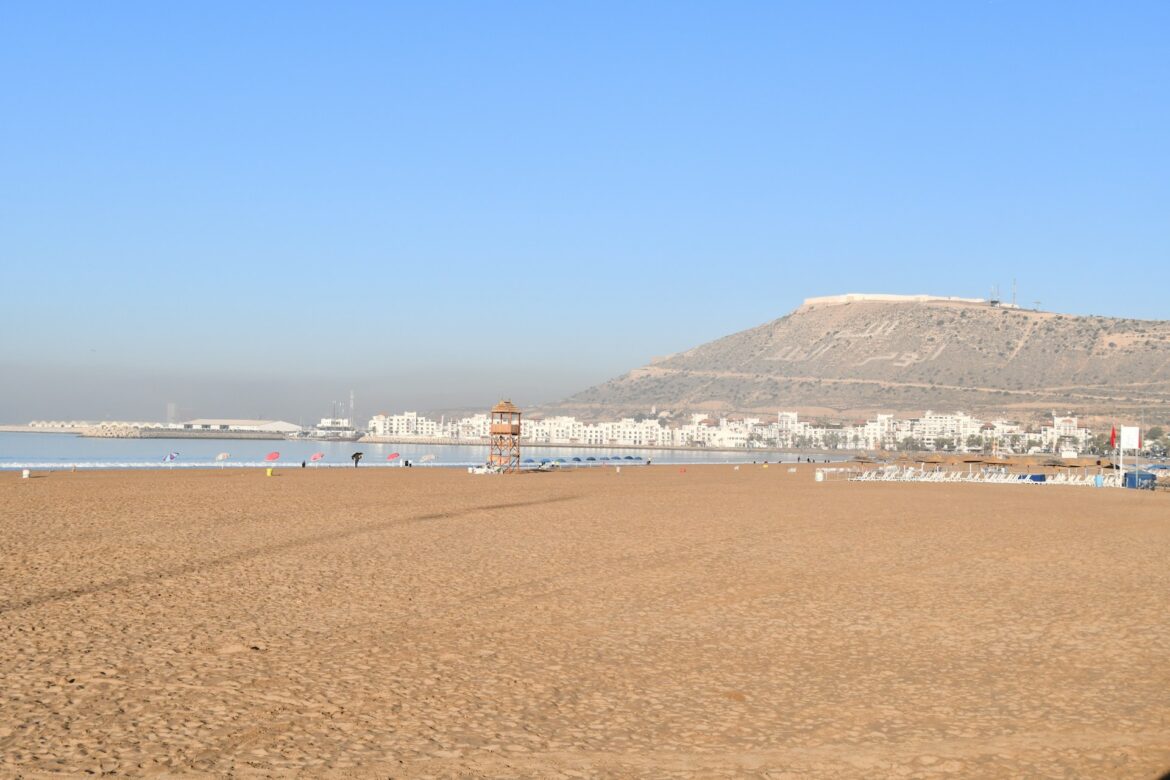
[1109,425,1117,448]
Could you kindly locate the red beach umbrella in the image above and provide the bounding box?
[309,452,325,462]
[387,452,400,461]
[265,452,280,462]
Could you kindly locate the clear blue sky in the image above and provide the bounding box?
[1,2,1167,421]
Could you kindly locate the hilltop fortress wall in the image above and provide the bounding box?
[802,293,990,308]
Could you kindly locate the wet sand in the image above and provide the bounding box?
[2,466,1168,777]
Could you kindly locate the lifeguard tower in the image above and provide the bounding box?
[488,400,522,472]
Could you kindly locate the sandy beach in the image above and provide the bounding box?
[2,465,1168,778]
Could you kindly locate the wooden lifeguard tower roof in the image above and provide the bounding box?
[491,399,521,415]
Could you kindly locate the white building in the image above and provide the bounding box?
[368,412,444,438]
[910,411,981,450]
[1040,415,1090,452]
[357,406,1094,454]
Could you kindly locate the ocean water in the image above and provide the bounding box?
[0,432,828,470]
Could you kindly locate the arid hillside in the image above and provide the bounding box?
[548,295,1170,423]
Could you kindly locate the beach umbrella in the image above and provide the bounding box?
[163,452,178,462]
[309,452,325,462]
[586,456,596,461]
[419,454,435,463]
[387,452,400,461]
[265,451,280,462]
[571,457,582,462]
[215,452,230,462]
[523,458,536,463]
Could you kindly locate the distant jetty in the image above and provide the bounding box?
[82,427,286,440]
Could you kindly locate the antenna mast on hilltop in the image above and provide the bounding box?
[1011,279,1017,308]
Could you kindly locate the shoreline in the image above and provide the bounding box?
[1,428,849,456]
[358,434,847,456]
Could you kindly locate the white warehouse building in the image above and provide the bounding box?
[180,419,301,434]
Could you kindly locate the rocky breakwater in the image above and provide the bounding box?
[80,426,285,440]
[81,425,143,438]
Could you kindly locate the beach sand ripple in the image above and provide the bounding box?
[2,466,1168,777]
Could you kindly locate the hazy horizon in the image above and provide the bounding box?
[0,359,605,423]
[6,293,1170,424]
[3,3,1167,423]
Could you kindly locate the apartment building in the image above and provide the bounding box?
[362,408,1093,454]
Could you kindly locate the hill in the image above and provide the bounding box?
[545,294,1170,424]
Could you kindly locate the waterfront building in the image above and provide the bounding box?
[367,412,440,438]
[180,419,301,434]
[1040,415,1090,452]
[358,407,1094,455]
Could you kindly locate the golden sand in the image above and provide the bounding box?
[2,466,1168,777]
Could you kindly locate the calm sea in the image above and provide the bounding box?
[0,432,826,470]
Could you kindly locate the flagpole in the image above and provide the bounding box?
[1119,439,1124,488]
[1111,422,1121,489]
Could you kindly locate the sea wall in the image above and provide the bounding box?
[82,428,285,440]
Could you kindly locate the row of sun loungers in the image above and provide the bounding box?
[847,467,1119,487]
